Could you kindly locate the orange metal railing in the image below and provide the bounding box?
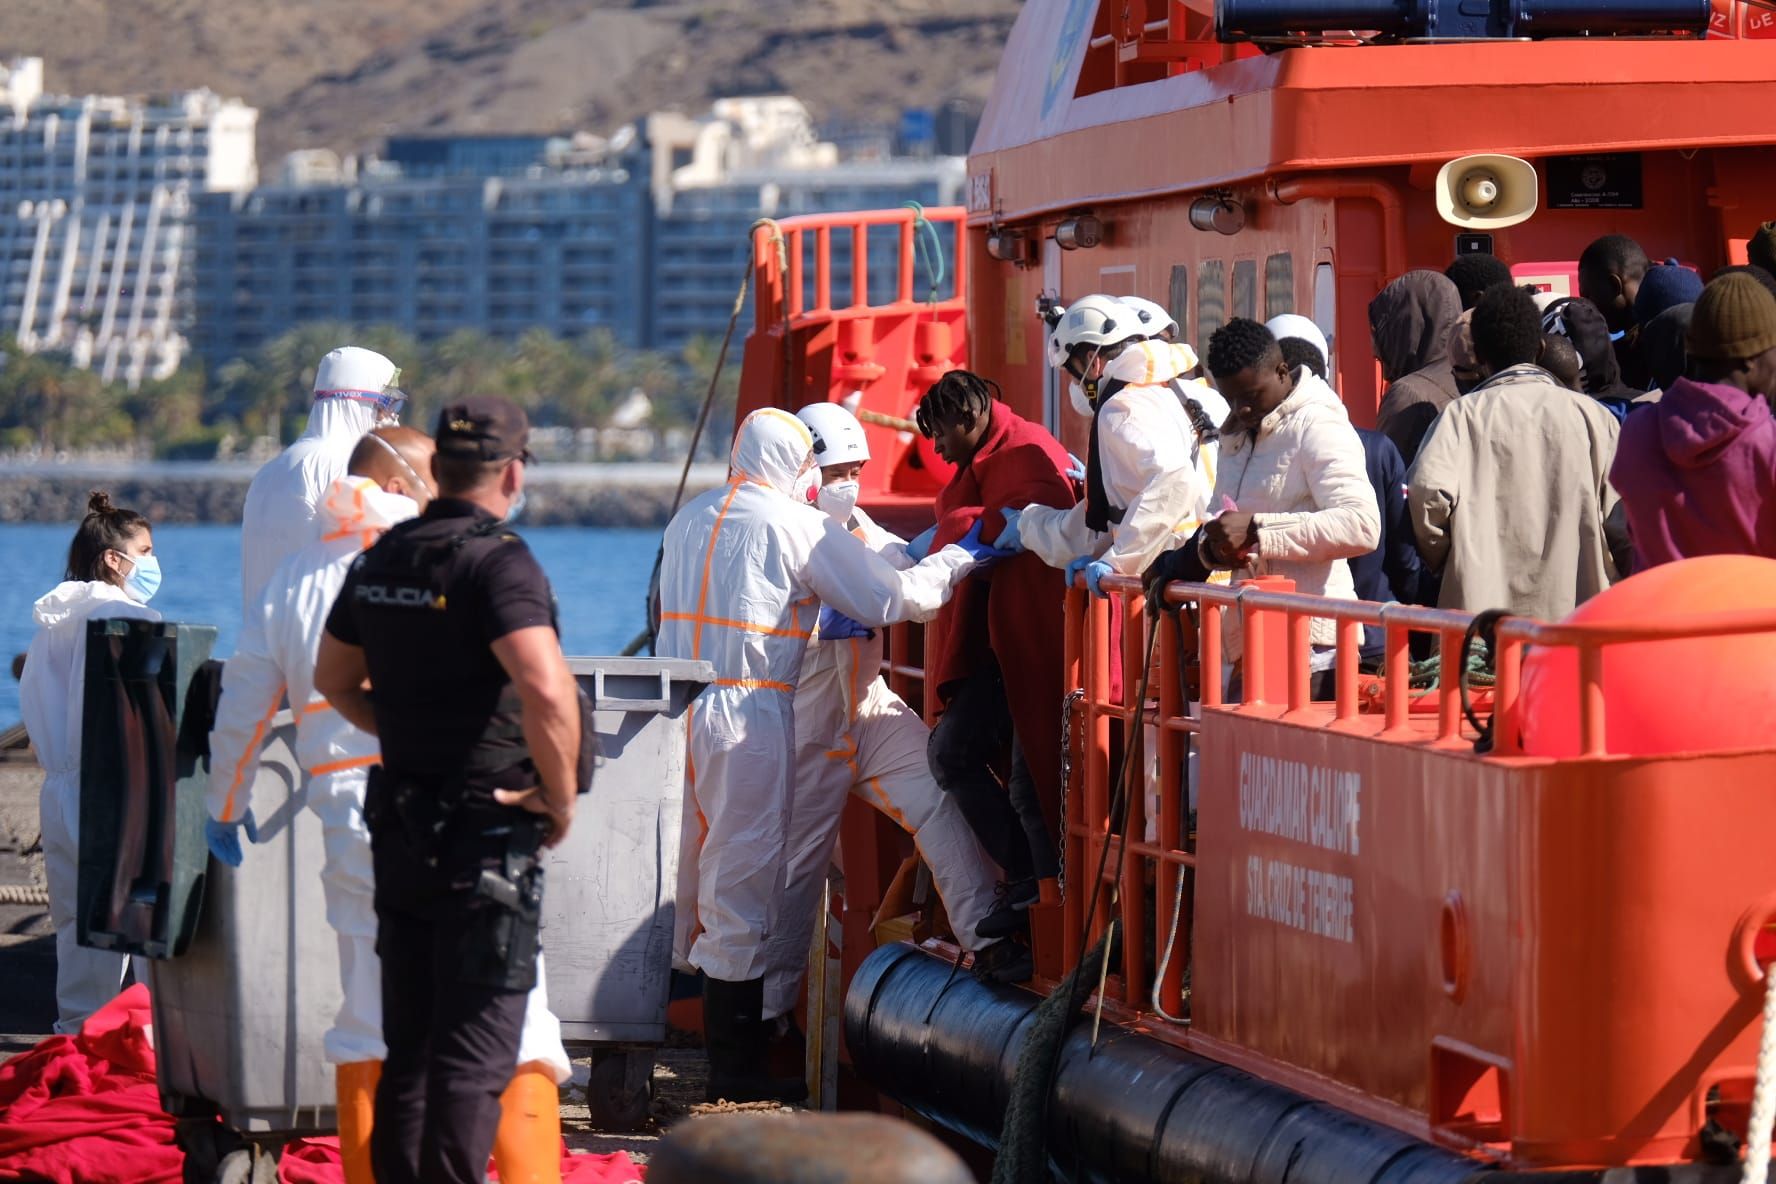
[1057,572,1776,1023]
[750,206,968,328]
[737,206,970,515]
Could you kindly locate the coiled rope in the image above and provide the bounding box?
[0,882,49,906]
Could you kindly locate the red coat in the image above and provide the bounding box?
[928,402,1076,851]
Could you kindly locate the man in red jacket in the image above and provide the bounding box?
[911,370,1076,950]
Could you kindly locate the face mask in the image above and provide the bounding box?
[792,467,820,505]
[505,489,527,524]
[1068,379,1094,419]
[119,552,162,604]
[817,479,860,523]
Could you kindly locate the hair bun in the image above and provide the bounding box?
[86,490,115,517]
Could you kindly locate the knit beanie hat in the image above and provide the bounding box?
[1686,272,1776,361]
[1749,222,1776,279]
[1633,259,1704,327]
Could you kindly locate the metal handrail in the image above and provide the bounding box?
[750,206,968,327]
[1059,572,1776,1019]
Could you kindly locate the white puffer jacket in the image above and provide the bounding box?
[1209,368,1380,656]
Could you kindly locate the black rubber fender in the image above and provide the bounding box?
[844,944,1751,1184]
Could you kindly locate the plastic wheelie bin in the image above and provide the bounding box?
[148,708,337,1182]
[549,655,712,1130]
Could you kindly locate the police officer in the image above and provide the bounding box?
[315,395,583,1184]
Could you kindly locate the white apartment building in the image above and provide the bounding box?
[0,58,256,387]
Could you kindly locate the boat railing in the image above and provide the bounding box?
[1056,572,1776,1024]
[749,206,968,329]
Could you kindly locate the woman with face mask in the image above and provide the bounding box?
[18,491,163,1033]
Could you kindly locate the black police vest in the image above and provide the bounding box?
[359,514,596,796]
[377,516,528,780]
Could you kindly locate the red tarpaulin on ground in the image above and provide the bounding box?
[0,985,646,1183]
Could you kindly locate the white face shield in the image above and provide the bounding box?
[313,347,405,425]
[372,377,407,427]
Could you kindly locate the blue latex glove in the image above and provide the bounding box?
[955,519,1017,565]
[1065,453,1086,483]
[996,507,1025,553]
[818,605,873,641]
[205,812,258,869]
[1066,555,1114,598]
[905,525,938,561]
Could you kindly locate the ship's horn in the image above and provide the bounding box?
[1435,154,1539,230]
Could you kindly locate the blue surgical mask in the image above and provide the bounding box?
[505,490,527,524]
[119,552,162,603]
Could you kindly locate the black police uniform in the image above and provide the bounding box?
[323,497,557,1184]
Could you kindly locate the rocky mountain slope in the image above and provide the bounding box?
[10,0,1022,159]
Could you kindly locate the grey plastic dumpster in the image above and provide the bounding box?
[149,710,339,1177]
[78,619,331,1180]
[550,655,712,1128]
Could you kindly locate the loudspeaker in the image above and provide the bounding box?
[1435,154,1539,230]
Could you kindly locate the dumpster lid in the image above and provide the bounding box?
[566,656,716,687]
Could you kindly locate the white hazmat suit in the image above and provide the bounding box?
[240,347,401,613]
[761,504,1003,1020]
[19,580,159,1033]
[658,407,979,984]
[1021,339,1228,577]
[208,476,569,1081]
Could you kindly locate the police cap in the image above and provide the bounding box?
[435,395,533,462]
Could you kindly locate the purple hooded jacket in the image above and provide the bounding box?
[1610,376,1776,569]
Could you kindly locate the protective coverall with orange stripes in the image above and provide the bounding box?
[659,408,981,986]
[760,503,1003,1020]
[1018,339,1227,577]
[206,478,570,1096]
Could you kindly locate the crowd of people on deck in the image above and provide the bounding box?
[15,220,1776,1174]
[660,225,1776,1034]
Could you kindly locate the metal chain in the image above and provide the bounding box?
[1056,689,1085,903]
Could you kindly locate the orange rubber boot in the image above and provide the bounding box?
[490,1061,562,1184]
[335,1059,381,1184]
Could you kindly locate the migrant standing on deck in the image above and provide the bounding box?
[315,396,583,1184]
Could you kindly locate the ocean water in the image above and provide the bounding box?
[0,522,666,727]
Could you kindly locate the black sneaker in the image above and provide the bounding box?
[974,877,1039,940]
[971,938,1034,985]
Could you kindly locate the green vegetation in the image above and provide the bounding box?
[0,325,740,460]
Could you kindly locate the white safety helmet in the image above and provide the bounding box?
[1044,306,1071,368]
[1048,293,1146,370]
[1263,314,1330,365]
[797,401,871,468]
[1120,296,1178,339]
[314,346,404,419]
